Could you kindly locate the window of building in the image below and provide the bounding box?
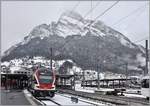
[142,79,149,88]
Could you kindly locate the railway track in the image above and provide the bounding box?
[35,97,62,106]
[59,89,149,106]
[32,93,96,106]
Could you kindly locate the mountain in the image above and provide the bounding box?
[2,11,146,74]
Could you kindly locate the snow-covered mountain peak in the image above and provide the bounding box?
[59,10,84,22]
[20,24,52,45]
[29,24,51,38]
[55,11,86,37]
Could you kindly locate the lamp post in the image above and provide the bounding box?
[5,67,8,90]
[97,60,106,90]
[82,70,85,89]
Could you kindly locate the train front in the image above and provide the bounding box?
[33,67,56,97]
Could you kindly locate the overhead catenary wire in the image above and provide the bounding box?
[59,0,102,50]
[83,0,101,19]
[87,0,120,28]
[111,3,148,26]
[56,1,81,51]
[89,0,93,33]
[67,0,101,34]
[59,1,120,51]
[57,0,146,62]
[69,0,81,14]
[132,36,149,44]
[58,0,80,21]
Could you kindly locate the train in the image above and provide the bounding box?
[141,75,150,99]
[28,66,56,97]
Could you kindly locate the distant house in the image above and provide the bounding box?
[1,65,11,74]
[9,66,32,75]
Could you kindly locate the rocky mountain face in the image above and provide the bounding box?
[2,11,146,74]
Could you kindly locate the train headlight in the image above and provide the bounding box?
[52,84,55,88]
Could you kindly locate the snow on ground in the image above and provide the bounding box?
[58,93,105,106]
[125,89,141,94]
[24,89,97,106]
[124,93,146,98]
[75,83,116,93]
[41,100,57,105]
[48,94,92,106]
[75,83,95,93]
[75,83,143,96]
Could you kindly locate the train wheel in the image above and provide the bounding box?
[49,92,55,98]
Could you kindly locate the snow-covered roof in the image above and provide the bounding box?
[9,66,28,73]
[1,62,10,67]
[142,75,150,79]
[10,66,21,73]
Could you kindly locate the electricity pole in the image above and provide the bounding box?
[125,62,128,88]
[50,48,53,71]
[145,40,148,75]
[97,64,100,89]
[82,70,85,89]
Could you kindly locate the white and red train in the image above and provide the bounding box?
[28,67,56,97]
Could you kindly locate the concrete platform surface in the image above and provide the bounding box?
[1,89,31,105]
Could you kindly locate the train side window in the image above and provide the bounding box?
[142,79,149,88]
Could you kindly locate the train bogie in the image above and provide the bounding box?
[31,89,55,97]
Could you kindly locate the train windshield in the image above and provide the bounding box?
[141,79,149,88]
[39,75,53,83]
[38,68,53,83]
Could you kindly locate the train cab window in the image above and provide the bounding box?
[142,79,149,88]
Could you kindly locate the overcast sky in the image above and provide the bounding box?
[1,1,149,54]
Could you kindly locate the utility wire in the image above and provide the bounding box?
[83,0,101,19]
[112,4,148,26]
[70,1,81,13]
[57,0,147,66]
[89,0,93,33]
[62,0,101,49]
[67,0,101,34]
[133,36,149,44]
[54,1,81,52]
[89,0,120,27]
[124,7,147,29]
[58,0,80,21]
[60,1,119,50]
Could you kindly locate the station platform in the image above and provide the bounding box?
[1,88,32,105]
[95,88,126,95]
